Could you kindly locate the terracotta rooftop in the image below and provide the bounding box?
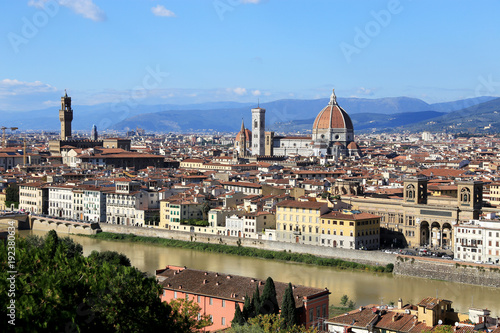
[156,265,329,309]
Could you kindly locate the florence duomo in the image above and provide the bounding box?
[235,89,362,159]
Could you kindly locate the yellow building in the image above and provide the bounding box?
[18,182,48,214]
[489,182,500,207]
[320,210,380,250]
[0,190,6,210]
[275,200,330,245]
[159,199,205,230]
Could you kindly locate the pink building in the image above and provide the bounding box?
[156,265,330,331]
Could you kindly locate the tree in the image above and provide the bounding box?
[0,231,197,332]
[231,304,245,327]
[169,298,212,332]
[340,294,349,307]
[252,284,261,315]
[243,294,255,321]
[260,277,279,315]
[226,314,317,333]
[280,283,297,329]
[201,202,211,219]
[347,300,356,309]
[5,184,19,208]
[88,250,131,267]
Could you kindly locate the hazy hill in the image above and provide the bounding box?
[2,96,496,133]
[404,97,500,133]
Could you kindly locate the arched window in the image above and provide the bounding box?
[406,184,415,199]
[461,188,471,203]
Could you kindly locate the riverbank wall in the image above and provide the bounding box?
[393,255,500,288]
[98,223,395,266]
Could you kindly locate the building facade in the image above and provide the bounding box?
[345,178,483,249]
[156,265,330,331]
[454,219,500,264]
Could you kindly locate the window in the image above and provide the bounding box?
[209,297,213,305]
[222,300,226,307]
[174,291,177,299]
[222,317,226,325]
[197,295,201,303]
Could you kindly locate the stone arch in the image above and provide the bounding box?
[406,184,415,199]
[442,222,453,248]
[431,222,441,248]
[461,187,471,203]
[420,221,430,246]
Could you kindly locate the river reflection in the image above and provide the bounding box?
[19,230,500,316]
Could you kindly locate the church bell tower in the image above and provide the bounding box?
[59,90,73,140]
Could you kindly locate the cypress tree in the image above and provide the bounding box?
[280,282,297,329]
[260,277,279,315]
[231,304,245,327]
[242,294,255,321]
[252,284,261,315]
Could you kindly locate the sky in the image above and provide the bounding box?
[1,0,500,111]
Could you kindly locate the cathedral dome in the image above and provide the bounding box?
[312,89,353,130]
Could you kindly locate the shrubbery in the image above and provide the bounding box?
[90,232,394,273]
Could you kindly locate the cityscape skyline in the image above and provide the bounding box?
[2,0,500,111]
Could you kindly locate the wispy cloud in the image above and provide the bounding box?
[241,0,263,4]
[0,79,57,96]
[230,87,247,95]
[28,0,106,21]
[151,5,176,17]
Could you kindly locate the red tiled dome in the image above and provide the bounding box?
[235,129,252,141]
[312,90,353,130]
[347,141,360,150]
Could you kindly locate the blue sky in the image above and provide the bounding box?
[1,0,500,111]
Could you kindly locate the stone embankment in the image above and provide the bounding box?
[393,255,500,288]
[99,224,395,266]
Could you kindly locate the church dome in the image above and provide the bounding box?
[312,89,353,130]
[347,141,360,150]
[235,128,252,141]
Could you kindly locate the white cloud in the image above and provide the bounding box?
[151,5,176,17]
[0,79,57,96]
[232,87,247,95]
[28,0,106,21]
[356,87,375,96]
[241,0,262,4]
[251,90,261,96]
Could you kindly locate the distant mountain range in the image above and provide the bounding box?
[2,96,498,134]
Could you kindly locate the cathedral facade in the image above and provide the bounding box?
[235,89,361,159]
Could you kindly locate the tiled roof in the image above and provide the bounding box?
[156,265,329,309]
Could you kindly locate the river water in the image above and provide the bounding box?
[19,230,500,316]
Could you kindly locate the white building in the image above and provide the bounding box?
[106,179,160,226]
[48,185,74,219]
[82,185,108,222]
[225,212,276,239]
[454,219,500,264]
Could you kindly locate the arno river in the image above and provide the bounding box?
[20,230,500,316]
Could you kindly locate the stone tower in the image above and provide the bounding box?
[59,90,73,140]
[91,124,98,141]
[251,107,265,156]
[403,177,428,204]
[239,119,247,157]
